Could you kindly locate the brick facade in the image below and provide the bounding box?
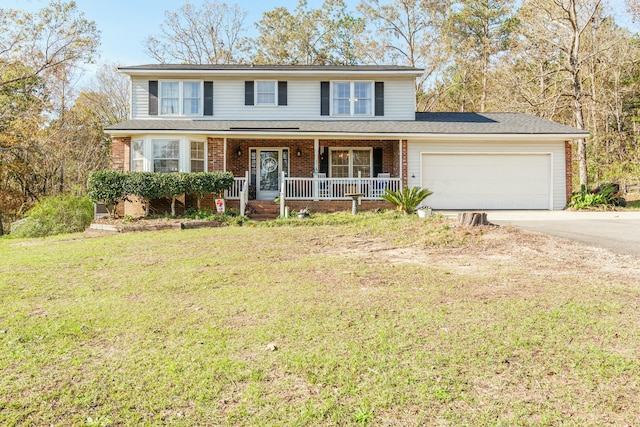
[565,141,573,204]
[111,137,131,171]
[225,138,400,179]
[207,137,225,172]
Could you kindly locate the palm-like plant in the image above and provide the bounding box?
[381,186,434,215]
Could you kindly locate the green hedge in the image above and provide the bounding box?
[87,171,235,216]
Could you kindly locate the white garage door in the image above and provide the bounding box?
[421,153,551,210]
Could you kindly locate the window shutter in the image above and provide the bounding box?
[204,81,214,116]
[148,80,158,116]
[319,147,329,174]
[278,81,287,106]
[373,148,383,176]
[375,82,384,116]
[320,81,330,116]
[245,81,254,106]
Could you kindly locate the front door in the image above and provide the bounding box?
[257,150,281,200]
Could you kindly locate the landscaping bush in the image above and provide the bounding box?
[570,183,627,209]
[11,194,93,238]
[381,186,434,214]
[186,172,235,209]
[87,170,127,217]
[88,171,236,216]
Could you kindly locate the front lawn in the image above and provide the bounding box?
[1,214,639,426]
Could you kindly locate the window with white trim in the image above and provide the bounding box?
[256,80,276,105]
[131,139,144,172]
[190,140,205,172]
[331,81,373,116]
[182,82,202,115]
[329,148,372,178]
[153,139,180,173]
[159,81,202,115]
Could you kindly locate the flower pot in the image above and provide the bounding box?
[417,209,432,218]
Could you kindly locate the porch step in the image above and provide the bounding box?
[246,202,280,220]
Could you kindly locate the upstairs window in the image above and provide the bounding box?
[160,82,179,115]
[159,81,202,116]
[331,81,373,117]
[256,81,277,106]
[182,82,202,115]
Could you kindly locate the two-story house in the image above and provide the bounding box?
[107,64,588,214]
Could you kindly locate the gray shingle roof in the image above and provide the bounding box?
[119,64,423,73]
[106,112,589,137]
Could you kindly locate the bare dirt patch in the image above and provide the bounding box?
[330,222,640,283]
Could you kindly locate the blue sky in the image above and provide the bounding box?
[3,0,326,67]
[4,0,638,77]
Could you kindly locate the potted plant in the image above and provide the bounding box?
[297,207,310,218]
[417,205,432,218]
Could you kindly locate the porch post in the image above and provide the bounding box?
[280,171,286,217]
[223,138,227,171]
[398,139,403,187]
[314,138,319,175]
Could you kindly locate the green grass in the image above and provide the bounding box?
[1,214,639,426]
[625,199,640,209]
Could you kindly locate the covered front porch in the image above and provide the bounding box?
[223,137,405,209]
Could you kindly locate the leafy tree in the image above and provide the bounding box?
[442,0,518,112]
[253,0,365,65]
[144,1,249,64]
[0,1,100,227]
[517,0,605,187]
[358,0,450,108]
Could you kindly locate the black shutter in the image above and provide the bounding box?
[319,147,329,174]
[373,148,383,176]
[278,81,287,106]
[375,82,384,116]
[245,81,254,106]
[320,81,330,116]
[149,80,158,116]
[204,81,214,116]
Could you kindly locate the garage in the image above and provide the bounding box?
[421,153,552,210]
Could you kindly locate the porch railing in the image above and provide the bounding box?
[225,176,247,200]
[282,175,401,200]
[227,172,401,203]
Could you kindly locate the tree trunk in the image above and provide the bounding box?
[0,211,3,236]
[458,212,490,226]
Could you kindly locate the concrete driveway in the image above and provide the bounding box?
[450,210,640,257]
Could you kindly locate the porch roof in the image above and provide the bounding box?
[107,113,589,138]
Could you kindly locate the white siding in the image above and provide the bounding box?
[129,77,415,120]
[406,139,567,210]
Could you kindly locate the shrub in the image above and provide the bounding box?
[570,183,627,209]
[381,186,434,214]
[11,194,93,238]
[186,172,235,209]
[123,172,163,216]
[88,171,237,216]
[158,173,189,216]
[87,170,127,217]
